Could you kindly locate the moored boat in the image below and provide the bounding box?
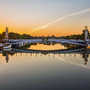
[3,43,12,51]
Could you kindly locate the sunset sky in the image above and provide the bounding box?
[0,0,90,36]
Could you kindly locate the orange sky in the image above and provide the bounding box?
[0,0,90,36]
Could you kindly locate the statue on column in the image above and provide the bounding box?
[4,27,9,41]
[83,26,89,47]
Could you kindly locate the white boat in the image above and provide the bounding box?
[3,43,11,49]
[3,48,12,51]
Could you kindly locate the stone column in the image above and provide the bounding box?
[5,27,9,39]
[83,26,89,47]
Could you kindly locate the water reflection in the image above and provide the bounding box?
[22,43,81,50]
[0,44,90,90]
[29,43,67,50]
[1,48,90,65]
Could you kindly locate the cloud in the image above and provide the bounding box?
[31,8,90,32]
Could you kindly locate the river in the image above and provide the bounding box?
[0,44,90,90]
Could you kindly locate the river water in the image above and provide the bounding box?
[0,44,90,90]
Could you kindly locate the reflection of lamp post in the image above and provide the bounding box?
[82,48,89,65]
[84,60,88,65]
[41,54,42,56]
[84,53,88,65]
[6,53,9,63]
[48,54,50,57]
[53,53,55,57]
[31,53,32,56]
[58,53,60,57]
[64,53,65,57]
[36,53,37,57]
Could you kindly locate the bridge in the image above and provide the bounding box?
[3,26,90,47]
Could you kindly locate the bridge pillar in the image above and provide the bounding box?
[83,26,89,47]
[4,27,9,42]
